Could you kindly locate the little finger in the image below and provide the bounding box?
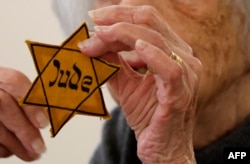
[0,122,38,161]
[0,144,11,158]
[0,89,46,156]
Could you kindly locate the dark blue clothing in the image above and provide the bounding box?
[89,107,250,164]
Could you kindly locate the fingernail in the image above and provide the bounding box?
[89,31,95,36]
[88,10,95,18]
[31,138,46,154]
[136,39,147,50]
[28,152,40,160]
[94,26,109,32]
[36,111,49,128]
[78,39,93,49]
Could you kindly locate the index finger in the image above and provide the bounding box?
[89,5,166,33]
[88,5,192,53]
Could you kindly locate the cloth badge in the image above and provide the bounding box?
[20,22,120,137]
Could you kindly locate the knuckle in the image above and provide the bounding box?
[102,23,127,42]
[0,68,26,82]
[193,58,203,74]
[141,5,158,16]
[2,69,30,88]
[186,44,193,54]
[0,69,30,96]
[136,5,160,23]
[168,66,183,82]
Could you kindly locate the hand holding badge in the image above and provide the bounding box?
[19,22,120,137]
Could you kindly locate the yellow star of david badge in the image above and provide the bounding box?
[21,22,120,137]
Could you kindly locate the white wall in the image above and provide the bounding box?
[0,0,117,163]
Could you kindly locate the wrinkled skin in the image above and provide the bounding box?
[1,0,250,163]
[79,5,201,163]
[0,67,48,161]
[78,0,250,163]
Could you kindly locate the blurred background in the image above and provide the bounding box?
[0,0,117,163]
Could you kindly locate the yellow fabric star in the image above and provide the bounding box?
[20,22,120,137]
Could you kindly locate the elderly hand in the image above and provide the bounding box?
[79,5,202,163]
[0,67,48,161]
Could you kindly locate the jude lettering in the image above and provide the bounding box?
[49,59,93,93]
